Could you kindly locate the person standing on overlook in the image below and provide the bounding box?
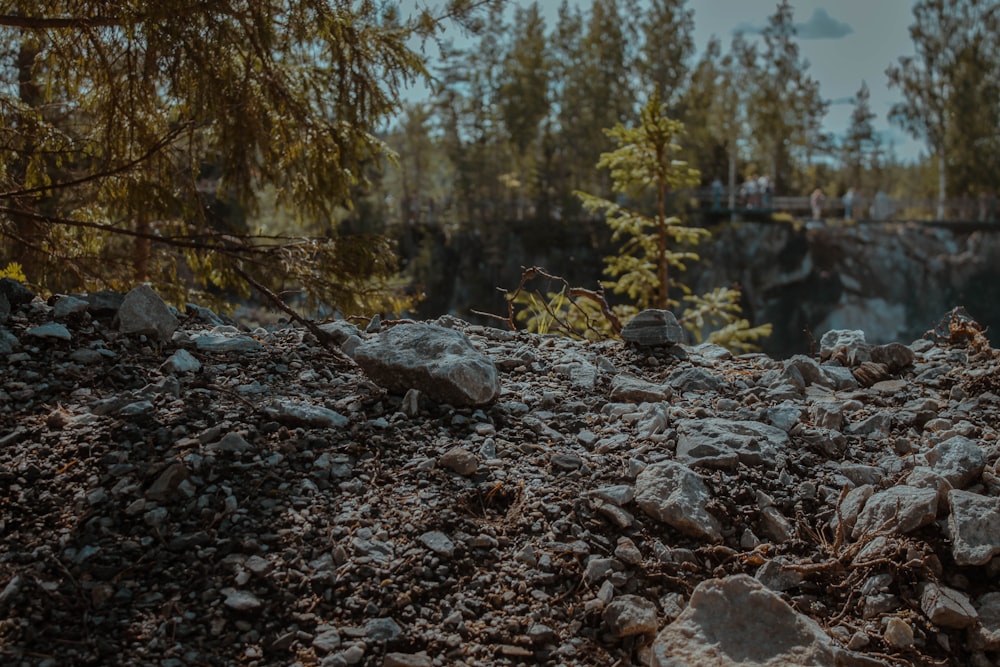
[843,187,856,220]
[810,187,826,220]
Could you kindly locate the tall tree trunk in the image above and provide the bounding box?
[134,213,151,282]
[8,37,44,279]
[727,136,737,213]
[656,183,669,309]
[937,152,947,220]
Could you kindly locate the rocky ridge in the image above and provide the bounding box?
[2,280,1000,666]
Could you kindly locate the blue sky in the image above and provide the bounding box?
[406,1,923,161]
[682,0,920,160]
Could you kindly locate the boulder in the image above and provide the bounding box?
[621,309,685,347]
[634,461,722,543]
[354,324,500,406]
[117,285,178,342]
[650,574,845,666]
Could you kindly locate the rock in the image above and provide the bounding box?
[675,418,789,469]
[117,284,179,342]
[668,366,724,392]
[650,574,841,666]
[263,400,348,428]
[0,278,35,306]
[634,461,722,543]
[162,348,202,374]
[621,309,685,347]
[882,617,914,649]
[852,486,938,539]
[384,652,433,667]
[52,295,90,319]
[354,324,500,406]
[221,588,262,612]
[869,342,914,373]
[146,462,191,501]
[603,594,658,639]
[919,582,977,629]
[438,446,478,476]
[948,490,1000,566]
[76,289,124,314]
[0,327,17,354]
[609,373,671,403]
[419,531,456,558]
[972,592,1000,651]
[207,432,253,454]
[193,332,262,352]
[312,627,342,654]
[819,329,868,364]
[5,285,1000,667]
[25,322,72,340]
[925,435,986,488]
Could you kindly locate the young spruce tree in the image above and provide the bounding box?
[515,93,770,352]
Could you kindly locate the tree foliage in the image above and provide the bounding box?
[498,95,772,351]
[0,0,492,315]
[887,0,1000,215]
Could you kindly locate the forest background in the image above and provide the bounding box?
[1,0,998,332]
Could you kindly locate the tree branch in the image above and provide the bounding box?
[0,121,193,201]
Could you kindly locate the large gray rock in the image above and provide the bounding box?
[354,324,500,407]
[621,309,685,347]
[852,486,938,539]
[117,285,178,342]
[650,575,843,667]
[972,592,1000,651]
[603,594,658,639]
[634,461,722,543]
[948,490,1000,566]
[609,373,671,403]
[675,418,789,470]
[819,329,868,365]
[919,582,977,629]
[925,435,985,488]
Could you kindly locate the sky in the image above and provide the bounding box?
[552,0,922,161]
[405,1,924,161]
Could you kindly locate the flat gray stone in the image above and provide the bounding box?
[676,418,789,469]
[26,322,71,341]
[634,461,722,543]
[193,333,262,353]
[161,349,201,374]
[354,324,499,406]
[53,295,90,319]
[650,574,843,667]
[609,373,671,403]
[419,531,456,558]
[263,400,348,428]
[852,486,938,539]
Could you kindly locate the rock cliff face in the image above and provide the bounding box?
[403,220,1000,358]
[2,282,1000,666]
[689,221,1000,357]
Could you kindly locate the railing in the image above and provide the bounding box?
[691,188,1000,223]
[391,190,1000,227]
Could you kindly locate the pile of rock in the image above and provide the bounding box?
[1,281,999,666]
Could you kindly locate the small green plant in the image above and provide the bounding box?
[0,262,26,282]
[485,95,772,353]
[579,93,770,351]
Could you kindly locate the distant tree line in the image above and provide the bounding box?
[367,0,1000,229]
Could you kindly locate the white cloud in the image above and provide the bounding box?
[796,8,853,40]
